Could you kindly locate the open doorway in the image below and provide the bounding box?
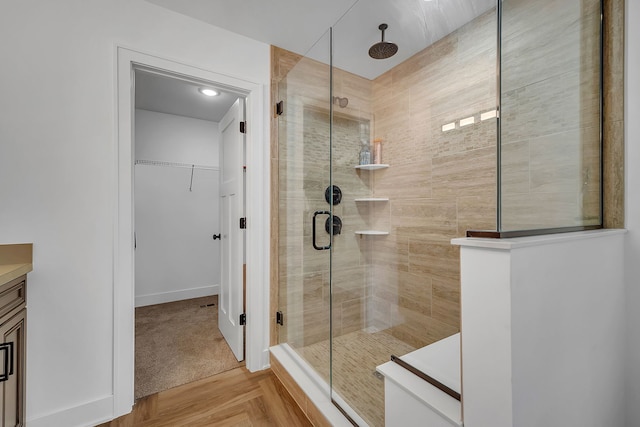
[116,47,270,416]
[132,68,246,399]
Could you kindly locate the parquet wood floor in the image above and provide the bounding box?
[98,367,312,426]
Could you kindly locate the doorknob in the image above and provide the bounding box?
[213,234,221,240]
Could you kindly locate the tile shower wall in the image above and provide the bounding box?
[274,9,500,351]
[270,46,300,347]
[500,0,602,230]
[277,54,333,350]
[367,10,498,347]
[275,49,375,349]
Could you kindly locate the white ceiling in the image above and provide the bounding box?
[146,0,359,59]
[147,0,494,79]
[135,70,240,123]
[330,0,495,79]
[138,0,495,121]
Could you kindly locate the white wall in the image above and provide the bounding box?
[456,230,626,427]
[625,1,640,425]
[135,109,220,165]
[134,109,221,306]
[0,2,269,426]
[509,234,625,427]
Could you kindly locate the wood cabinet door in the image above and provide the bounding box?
[0,309,25,427]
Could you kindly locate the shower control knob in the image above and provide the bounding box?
[325,185,342,205]
[325,215,343,236]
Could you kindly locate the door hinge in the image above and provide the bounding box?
[276,311,284,326]
[239,313,246,326]
[239,121,247,134]
[276,101,284,116]
[240,217,246,229]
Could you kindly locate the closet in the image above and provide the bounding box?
[134,108,221,307]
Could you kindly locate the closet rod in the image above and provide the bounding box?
[135,159,219,171]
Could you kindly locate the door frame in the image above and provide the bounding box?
[114,46,270,417]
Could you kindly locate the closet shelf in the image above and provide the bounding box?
[355,164,389,170]
[354,197,389,202]
[355,230,390,236]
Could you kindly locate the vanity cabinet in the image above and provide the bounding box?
[0,275,26,427]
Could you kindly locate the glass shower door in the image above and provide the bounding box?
[276,30,334,387]
[327,25,386,425]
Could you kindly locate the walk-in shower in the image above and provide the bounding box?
[272,0,602,425]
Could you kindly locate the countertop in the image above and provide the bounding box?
[0,244,33,285]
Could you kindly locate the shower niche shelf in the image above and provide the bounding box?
[355,197,389,202]
[354,164,390,235]
[355,230,389,236]
[355,164,389,170]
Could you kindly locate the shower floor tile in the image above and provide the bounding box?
[295,330,416,427]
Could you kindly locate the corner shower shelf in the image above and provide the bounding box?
[354,164,389,170]
[354,197,389,202]
[354,164,390,236]
[355,230,389,236]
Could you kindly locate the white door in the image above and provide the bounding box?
[219,98,245,361]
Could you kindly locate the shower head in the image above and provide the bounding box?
[333,96,349,108]
[368,23,398,60]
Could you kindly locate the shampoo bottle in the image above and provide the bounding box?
[373,138,382,164]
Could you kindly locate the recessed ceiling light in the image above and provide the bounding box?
[198,88,219,97]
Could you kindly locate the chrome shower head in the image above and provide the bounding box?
[368,23,398,60]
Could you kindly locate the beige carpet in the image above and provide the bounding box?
[135,295,243,399]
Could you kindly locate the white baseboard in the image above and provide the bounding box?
[135,284,219,307]
[260,348,271,371]
[27,395,114,427]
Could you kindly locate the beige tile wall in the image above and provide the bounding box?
[274,49,376,349]
[500,0,603,230]
[367,9,498,347]
[271,46,303,347]
[271,0,621,356]
[273,9,499,352]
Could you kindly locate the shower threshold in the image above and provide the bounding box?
[270,343,368,427]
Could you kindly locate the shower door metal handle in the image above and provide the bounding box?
[312,210,331,250]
